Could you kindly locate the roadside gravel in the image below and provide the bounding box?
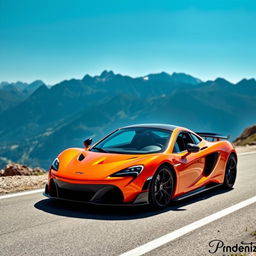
[0,173,47,195]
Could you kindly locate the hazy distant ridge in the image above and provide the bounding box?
[0,70,255,168]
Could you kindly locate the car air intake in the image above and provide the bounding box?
[78,154,85,161]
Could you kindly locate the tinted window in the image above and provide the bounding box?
[173,141,182,153]
[190,133,202,145]
[173,132,194,153]
[91,127,172,154]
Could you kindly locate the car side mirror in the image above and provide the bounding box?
[187,143,200,153]
[83,138,92,150]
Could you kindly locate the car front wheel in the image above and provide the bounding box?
[149,165,175,209]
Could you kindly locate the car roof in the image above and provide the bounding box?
[121,123,179,131]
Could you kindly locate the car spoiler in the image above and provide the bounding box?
[196,132,230,141]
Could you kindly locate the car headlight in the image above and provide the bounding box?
[51,158,59,171]
[110,165,144,177]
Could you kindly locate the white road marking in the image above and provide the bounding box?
[237,151,256,156]
[0,151,255,254]
[0,188,44,200]
[119,195,256,256]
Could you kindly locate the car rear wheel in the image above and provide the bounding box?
[149,165,175,209]
[223,154,237,189]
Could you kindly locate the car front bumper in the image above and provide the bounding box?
[44,178,149,206]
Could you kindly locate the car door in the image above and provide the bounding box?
[172,131,205,194]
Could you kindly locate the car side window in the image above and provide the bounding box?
[181,132,194,146]
[173,141,181,153]
[173,132,194,153]
[190,133,202,145]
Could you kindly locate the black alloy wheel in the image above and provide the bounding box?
[149,166,175,209]
[223,154,237,189]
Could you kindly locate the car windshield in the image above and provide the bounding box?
[90,127,172,154]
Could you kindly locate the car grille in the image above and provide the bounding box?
[48,179,124,204]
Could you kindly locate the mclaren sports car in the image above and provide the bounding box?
[44,124,237,209]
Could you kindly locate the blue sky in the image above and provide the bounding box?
[0,0,256,84]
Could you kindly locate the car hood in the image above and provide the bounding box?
[56,150,157,180]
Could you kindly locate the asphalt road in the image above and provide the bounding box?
[0,153,256,256]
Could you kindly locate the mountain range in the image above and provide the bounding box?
[0,71,255,169]
[0,80,44,112]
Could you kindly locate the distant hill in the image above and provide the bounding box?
[144,71,202,85]
[233,125,256,146]
[0,70,255,168]
[0,80,44,93]
[0,80,45,112]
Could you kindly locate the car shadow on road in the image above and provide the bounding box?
[34,187,232,220]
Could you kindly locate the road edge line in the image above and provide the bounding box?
[0,188,44,200]
[119,195,256,256]
[237,151,256,156]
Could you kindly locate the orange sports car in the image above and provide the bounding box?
[44,124,237,209]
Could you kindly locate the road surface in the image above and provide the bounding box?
[0,152,256,256]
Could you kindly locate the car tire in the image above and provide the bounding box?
[223,154,237,189]
[149,165,175,209]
